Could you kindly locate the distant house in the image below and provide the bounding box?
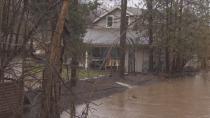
[84,7,149,73]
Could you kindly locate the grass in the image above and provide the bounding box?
[78,69,109,79]
[62,67,109,80]
[26,61,108,80]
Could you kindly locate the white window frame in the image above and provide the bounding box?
[106,15,114,28]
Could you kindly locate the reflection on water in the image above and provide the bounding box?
[62,72,210,118]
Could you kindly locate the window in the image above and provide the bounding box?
[111,48,120,58]
[107,16,114,28]
[92,47,107,58]
[92,47,100,58]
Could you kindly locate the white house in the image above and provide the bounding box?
[84,7,149,73]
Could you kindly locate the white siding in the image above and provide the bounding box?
[135,49,143,72]
[135,48,149,72]
[93,9,135,29]
[125,48,149,73]
[125,50,129,73]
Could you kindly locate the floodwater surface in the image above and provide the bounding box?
[62,72,210,118]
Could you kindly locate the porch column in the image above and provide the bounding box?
[85,51,88,70]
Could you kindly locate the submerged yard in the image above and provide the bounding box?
[1,0,210,117]
[61,71,210,118]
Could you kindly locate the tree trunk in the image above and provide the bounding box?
[147,0,154,72]
[119,0,127,77]
[0,69,4,82]
[201,57,207,69]
[71,56,78,86]
[165,0,171,73]
[41,0,69,118]
[70,0,79,86]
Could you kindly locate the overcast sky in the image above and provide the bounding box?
[80,0,143,7]
[102,0,143,7]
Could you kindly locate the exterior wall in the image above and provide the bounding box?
[135,49,144,72]
[93,9,135,29]
[86,8,148,73]
[125,48,149,73]
[125,50,129,73]
[135,48,149,72]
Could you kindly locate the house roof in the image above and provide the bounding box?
[84,28,148,46]
[84,7,146,46]
[93,7,142,24]
[127,7,142,16]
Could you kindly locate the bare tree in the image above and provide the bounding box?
[146,0,154,72]
[70,0,79,87]
[41,0,69,118]
[119,0,128,77]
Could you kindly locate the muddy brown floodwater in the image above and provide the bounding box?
[61,72,210,118]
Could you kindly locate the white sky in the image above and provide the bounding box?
[102,0,143,7]
[80,0,143,7]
